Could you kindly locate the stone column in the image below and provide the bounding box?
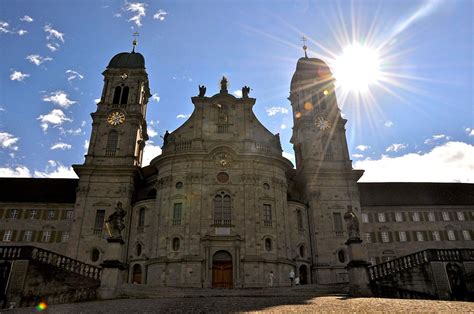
[345,237,372,297]
[98,238,126,299]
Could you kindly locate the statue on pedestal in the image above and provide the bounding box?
[106,201,126,240]
[220,76,228,93]
[198,85,206,97]
[344,205,360,240]
[242,86,250,98]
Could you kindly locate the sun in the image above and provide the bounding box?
[333,43,382,93]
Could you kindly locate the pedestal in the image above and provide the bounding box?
[98,238,126,299]
[345,238,372,297]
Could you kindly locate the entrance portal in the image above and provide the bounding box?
[299,265,308,285]
[212,250,233,288]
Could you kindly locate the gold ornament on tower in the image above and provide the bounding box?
[107,111,126,126]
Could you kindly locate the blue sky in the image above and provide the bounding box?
[0,0,473,182]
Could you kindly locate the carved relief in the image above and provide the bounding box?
[241,174,260,185]
[214,152,232,168]
[156,175,173,190]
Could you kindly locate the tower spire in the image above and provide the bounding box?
[301,36,308,58]
[132,32,140,52]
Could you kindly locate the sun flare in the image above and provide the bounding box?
[333,43,382,93]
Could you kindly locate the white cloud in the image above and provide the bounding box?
[386,143,407,152]
[233,90,242,97]
[282,151,296,167]
[17,29,27,35]
[46,43,59,51]
[176,114,190,119]
[424,134,450,145]
[151,93,160,102]
[26,54,52,66]
[352,154,364,158]
[153,9,168,21]
[44,24,64,43]
[0,21,12,33]
[142,141,162,166]
[114,13,122,18]
[465,128,474,136]
[0,165,31,177]
[384,120,394,128]
[43,91,76,108]
[125,2,147,27]
[356,145,370,151]
[37,109,72,132]
[20,15,34,22]
[356,141,474,183]
[266,106,289,116]
[51,142,72,150]
[34,161,77,178]
[65,70,84,81]
[280,124,287,130]
[83,140,90,151]
[148,126,157,138]
[0,132,19,150]
[10,70,30,81]
[94,98,101,104]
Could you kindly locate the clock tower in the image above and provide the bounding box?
[68,43,151,263]
[289,47,365,284]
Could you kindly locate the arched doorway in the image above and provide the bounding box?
[132,264,142,284]
[212,250,233,288]
[299,265,308,285]
[446,263,466,300]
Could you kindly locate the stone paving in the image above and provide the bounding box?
[9,295,474,313]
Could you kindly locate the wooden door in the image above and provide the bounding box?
[212,261,233,288]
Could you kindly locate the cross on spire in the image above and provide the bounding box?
[301,36,308,58]
[132,32,140,52]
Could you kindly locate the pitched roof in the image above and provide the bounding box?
[358,182,474,206]
[0,178,78,203]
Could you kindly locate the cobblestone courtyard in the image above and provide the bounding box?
[10,296,474,313]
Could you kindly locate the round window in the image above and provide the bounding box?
[217,172,229,183]
[175,182,183,189]
[91,249,100,262]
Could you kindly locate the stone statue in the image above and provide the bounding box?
[106,201,126,239]
[242,86,250,98]
[220,76,228,93]
[344,205,360,240]
[163,131,169,146]
[198,85,206,97]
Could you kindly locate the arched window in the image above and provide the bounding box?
[120,86,129,104]
[91,249,100,262]
[299,245,306,258]
[214,192,231,226]
[265,238,272,251]
[172,237,180,251]
[136,243,142,256]
[132,264,142,284]
[338,250,346,263]
[138,208,145,229]
[112,86,121,104]
[106,130,119,156]
[297,210,303,230]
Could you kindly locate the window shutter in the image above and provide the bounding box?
[423,231,429,241]
[470,230,474,239]
[375,257,381,264]
[11,230,17,242]
[406,231,411,242]
[388,232,393,242]
[50,231,56,243]
[41,209,47,220]
[60,209,67,220]
[395,232,400,242]
[449,212,456,221]
[36,231,43,242]
[32,231,38,242]
[0,230,4,240]
[376,232,383,243]
[368,213,374,223]
[427,231,433,241]
[56,231,62,242]
[370,232,376,243]
[390,212,396,222]
[435,212,442,221]
[455,230,462,240]
[468,212,474,221]
[19,230,25,242]
[440,230,447,241]
[419,212,425,221]
[0,209,4,219]
[422,212,429,221]
[23,209,29,219]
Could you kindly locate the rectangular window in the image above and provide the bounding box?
[442,212,450,221]
[3,230,13,242]
[378,213,386,223]
[30,209,38,219]
[333,213,344,236]
[61,232,70,243]
[361,213,368,223]
[413,212,420,222]
[42,231,51,242]
[381,232,389,243]
[463,230,471,240]
[428,212,435,222]
[457,212,465,221]
[66,210,74,220]
[395,212,403,222]
[432,231,441,241]
[47,209,55,220]
[365,232,372,243]
[399,231,407,242]
[23,230,32,242]
[447,230,456,241]
[94,210,105,235]
[10,209,18,219]
[173,203,182,226]
[416,231,424,241]
[263,204,272,227]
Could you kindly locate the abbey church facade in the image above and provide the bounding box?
[1,48,473,290]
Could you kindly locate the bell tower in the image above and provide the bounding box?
[68,41,151,264]
[289,45,365,284]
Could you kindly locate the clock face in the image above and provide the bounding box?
[107,111,126,126]
[315,116,331,130]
